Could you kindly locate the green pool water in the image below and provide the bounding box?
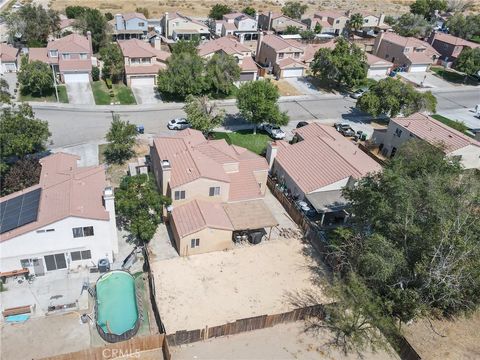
[96,271,138,335]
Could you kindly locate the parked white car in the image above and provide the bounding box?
[263,124,286,140]
[167,118,191,130]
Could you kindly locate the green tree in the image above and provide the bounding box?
[104,12,114,21]
[171,39,199,55]
[205,53,240,95]
[115,175,170,245]
[327,140,480,322]
[0,79,10,104]
[209,4,233,20]
[92,66,100,81]
[300,29,316,41]
[65,5,87,19]
[0,104,50,173]
[103,115,137,165]
[236,80,289,133]
[283,25,301,34]
[356,78,437,117]
[99,43,124,82]
[383,15,397,25]
[242,6,256,17]
[0,158,41,196]
[447,13,480,40]
[314,22,322,34]
[281,1,308,19]
[393,13,433,37]
[135,7,149,18]
[157,49,206,99]
[410,0,447,21]
[455,47,480,76]
[74,8,108,52]
[5,4,60,46]
[18,60,54,97]
[311,38,367,89]
[347,13,364,35]
[183,95,225,134]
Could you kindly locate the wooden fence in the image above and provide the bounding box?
[40,334,167,360]
[358,143,388,167]
[166,304,325,347]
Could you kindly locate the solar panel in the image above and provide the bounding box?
[0,188,41,234]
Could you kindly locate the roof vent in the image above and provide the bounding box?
[161,159,170,168]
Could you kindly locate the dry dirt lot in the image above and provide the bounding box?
[171,321,399,360]
[152,237,328,333]
[50,0,416,18]
[403,311,480,360]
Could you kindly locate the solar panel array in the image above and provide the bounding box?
[0,188,42,234]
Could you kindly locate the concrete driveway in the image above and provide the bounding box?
[1,72,18,101]
[131,78,161,104]
[285,77,324,95]
[65,81,95,105]
[398,72,456,89]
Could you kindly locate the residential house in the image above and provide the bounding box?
[373,31,440,72]
[0,153,118,276]
[266,123,382,225]
[118,38,170,86]
[111,12,149,40]
[161,12,210,41]
[304,10,349,35]
[358,12,388,33]
[0,43,19,73]
[366,52,393,78]
[198,37,258,81]
[372,112,480,169]
[58,15,76,36]
[150,129,277,256]
[256,33,335,78]
[29,33,93,83]
[213,12,259,42]
[258,11,307,34]
[427,32,479,66]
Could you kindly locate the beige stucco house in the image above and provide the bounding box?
[372,113,480,169]
[151,129,277,256]
[161,12,210,41]
[258,11,307,34]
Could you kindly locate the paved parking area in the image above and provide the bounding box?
[1,72,17,100]
[65,81,95,104]
[52,142,100,166]
[131,83,162,104]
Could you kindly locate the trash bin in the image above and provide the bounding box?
[98,258,110,273]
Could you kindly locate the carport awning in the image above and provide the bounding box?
[306,190,347,213]
[223,200,278,230]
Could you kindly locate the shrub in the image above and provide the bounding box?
[105,78,112,89]
[92,66,100,81]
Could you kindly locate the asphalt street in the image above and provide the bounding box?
[31,88,479,148]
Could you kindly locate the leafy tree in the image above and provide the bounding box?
[356,77,437,117]
[0,104,50,173]
[242,6,256,17]
[327,140,480,322]
[384,15,397,25]
[410,0,447,21]
[1,158,41,196]
[347,13,364,35]
[205,53,240,95]
[281,1,308,19]
[311,38,367,89]
[236,80,289,133]
[135,7,149,18]
[65,5,87,19]
[171,39,199,55]
[455,47,480,76]
[183,95,225,133]
[0,79,10,104]
[447,13,480,40]
[5,4,60,46]
[18,60,54,97]
[446,0,475,12]
[92,66,100,81]
[157,49,206,99]
[103,115,137,165]
[283,25,301,34]
[314,22,322,34]
[300,30,316,41]
[209,4,233,20]
[104,12,114,21]
[99,43,124,82]
[115,174,170,245]
[74,8,108,52]
[393,13,433,37]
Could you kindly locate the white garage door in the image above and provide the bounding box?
[368,67,389,77]
[130,77,155,86]
[282,68,304,78]
[409,64,428,73]
[2,62,17,72]
[64,73,89,83]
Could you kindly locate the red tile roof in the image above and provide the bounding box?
[0,43,19,62]
[122,12,147,21]
[125,63,165,75]
[431,32,480,49]
[239,56,258,72]
[118,39,171,60]
[198,37,250,57]
[59,59,92,72]
[366,52,393,66]
[261,34,304,52]
[47,34,91,54]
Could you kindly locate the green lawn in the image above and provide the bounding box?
[212,130,272,155]
[19,85,69,103]
[92,81,136,105]
[431,114,473,137]
[430,67,477,85]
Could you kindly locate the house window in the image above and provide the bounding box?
[190,238,200,248]
[278,53,284,59]
[336,20,340,24]
[385,54,390,59]
[44,253,67,271]
[62,53,70,60]
[79,53,87,59]
[174,190,186,200]
[390,147,397,158]
[20,259,32,268]
[49,50,58,57]
[46,228,55,232]
[36,230,45,233]
[364,19,368,23]
[71,250,92,261]
[138,22,145,27]
[394,128,403,137]
[294,52,300,58]
[72,226,94,238]
[209,186,220,196]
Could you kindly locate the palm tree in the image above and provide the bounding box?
[347,13,364,36]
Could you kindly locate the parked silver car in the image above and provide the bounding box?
[167,118,191,130]
[263,124,286,140]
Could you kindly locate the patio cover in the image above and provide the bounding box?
[306,190,347,213]
[223,200,278,230]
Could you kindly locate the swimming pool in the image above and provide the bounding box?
[95,270,140,342]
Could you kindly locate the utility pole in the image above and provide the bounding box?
[51,65,59,102]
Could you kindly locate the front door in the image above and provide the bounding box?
[33,258,45,276]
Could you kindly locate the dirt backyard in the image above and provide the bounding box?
[152,237,329,334]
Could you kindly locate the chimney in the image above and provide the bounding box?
[378,13,385,26]
[115,14,123,31]
[255,31,264,59]
[153,36,161,49]
[268,11,272,31]
[103,187,119,255]
[266,142,278,171]
[373,30,384,55]
[161,159,171,196]
[255,12,259,24]
[86,31,92,54]
[164,12,169,37]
